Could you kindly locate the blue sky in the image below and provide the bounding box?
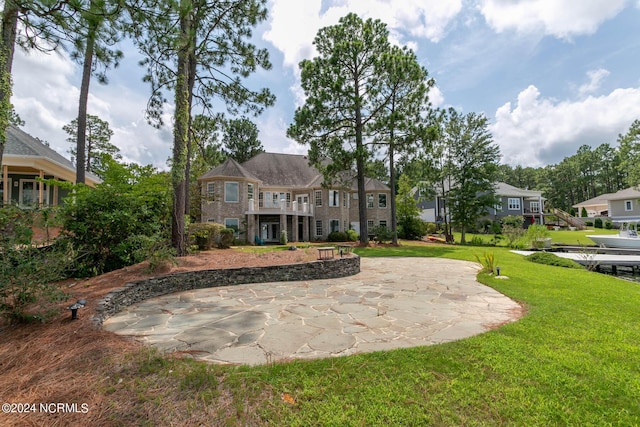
[11,0,640,171]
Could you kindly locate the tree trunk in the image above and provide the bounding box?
[389,136,398,245]
[171,0,192,256]
[76,31,96,184]
[0,2,18,172]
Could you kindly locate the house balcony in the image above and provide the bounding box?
[245,199,314,216]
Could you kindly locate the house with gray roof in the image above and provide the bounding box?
[198,153,391,243]
[574,187,640,222]
[2,125,100,207]
[417,181,545,227]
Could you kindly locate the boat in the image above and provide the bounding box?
[587,222,640,249]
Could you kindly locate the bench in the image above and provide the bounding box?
[317,247,335,260]
[336,244,354,257]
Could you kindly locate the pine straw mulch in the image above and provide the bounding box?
[0,247,320,427]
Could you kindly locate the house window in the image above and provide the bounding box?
[19,180,48,207]
[330,219,340,233]
[625,200,633,211]
[378,193,387,208]
[315,220,323,236]
[206,182,215,203]
[329,190,339,207]
[224,218,239,238]
[273,192,279,207]
[315,190,323,207]
[379,220,387,228]
[367,193,374,208]
[507,198,521,210]
[286,193,291,207]
[530,201,540,213]
[343,192,349,208]
[247,183,254,201]
[224,182,239,203]
[367,220,375,230]
[353,193,358,200]
[258,191,264,208]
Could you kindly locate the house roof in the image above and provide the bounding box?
[4,125,100,184]
[605,187,640,201]
[240,153,321,187]
[198,152,391,192]
[198,157,260,181]
[494,182,543,199]
[572,193,614,208]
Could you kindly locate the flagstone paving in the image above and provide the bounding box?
[103,257,522,365]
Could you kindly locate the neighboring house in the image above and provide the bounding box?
[1,125,100,207]
[580,187,640,222]
[417,181,545,226]
[572,193,612,217]
[198,153,391,243]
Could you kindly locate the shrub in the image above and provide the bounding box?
[372,226,393,244]
[398,217,428,240]
[328,231,348,242]
[581,207,588,217]
[189,222,224,250]
[594,218,603,229]
[585,220,593,227]
[346,229,359,242]
[526,252,584,269]
[425,222,437,235]
[279,229,288,245]
[59,165,171,276]
[469,236,486,246]
[605,220,613,229]
[0,207,73,322]
[218,228,235,248]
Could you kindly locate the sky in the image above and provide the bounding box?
[10,0,640,171]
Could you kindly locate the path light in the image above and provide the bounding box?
[67,299,86,320]
[496,266,501,276]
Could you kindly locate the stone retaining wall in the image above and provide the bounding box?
[93,255,360,326]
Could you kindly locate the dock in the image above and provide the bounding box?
[511,248,640,275]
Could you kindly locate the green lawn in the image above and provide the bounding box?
[459,227,618,247]
[115,243,640,426]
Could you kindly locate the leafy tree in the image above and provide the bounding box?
[426,109,500,244]
[373,45,434,244]
[223,117,263,163]
[618,119,640,187]
[1,0,76,170]
[59,158,171,276]
[288,13,393,244]
[67,0,123,184]
[63,114,121,178]
[396,174,426,240]
[131,0,274,256]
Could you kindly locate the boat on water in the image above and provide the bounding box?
[587,223,640,249]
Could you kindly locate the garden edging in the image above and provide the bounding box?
[93,255,360,327]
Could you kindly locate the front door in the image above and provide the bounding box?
[261,222,280,242]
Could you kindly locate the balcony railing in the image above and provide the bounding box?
[247,199,313,215]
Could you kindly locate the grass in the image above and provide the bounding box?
[4,241,640,425]
[458,227,618,247]
[110,242,640,425]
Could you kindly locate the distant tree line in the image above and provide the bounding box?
[497,120,640,213]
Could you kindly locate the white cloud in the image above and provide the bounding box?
[264,0,462,69]
[492,85,640,166]
[479,0,627,39]
[578,68,610,97]
[12,48,173,170]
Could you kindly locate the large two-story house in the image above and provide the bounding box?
[417,181,545,226]
[2,125,100,207]
[198,153,391,243]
